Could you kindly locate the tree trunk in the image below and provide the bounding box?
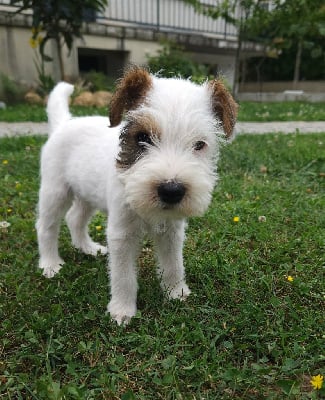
[293,39,303,89]
[233,21,243,97]
[56,36,65,81]
[233,34,242,96]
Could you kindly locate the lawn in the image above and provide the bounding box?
[0,101,325,123]
[238,102,325,122]
[0,104,107,123]
[1,132,324,399]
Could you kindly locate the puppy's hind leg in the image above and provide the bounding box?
[65,198,107,256]
[36,183,72,278]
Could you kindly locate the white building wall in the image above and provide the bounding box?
[0,0,239,89]
[0,25,39,83]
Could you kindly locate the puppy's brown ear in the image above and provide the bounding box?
[109,66,153,127]
[209,79,238,139]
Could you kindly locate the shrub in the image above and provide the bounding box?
[83,71,115,92]
[34,57,55,97]
[0,74,27,104]
[146,41,210,82]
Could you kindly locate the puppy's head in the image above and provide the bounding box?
[109,67,237,222]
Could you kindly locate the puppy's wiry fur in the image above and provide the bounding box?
[36,67,237,325]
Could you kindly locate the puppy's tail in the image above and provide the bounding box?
[46,82,74,134]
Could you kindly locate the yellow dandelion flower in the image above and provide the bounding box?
[2,160,8,165]
[29,37,38,49]
[233,216,240,223]
[287,275,294,282]
[310,374,324,390]
[32,25,42,35]
[7,208,12,213]
[95,225,102,231]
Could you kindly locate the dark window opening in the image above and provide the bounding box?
[78,48,129,79]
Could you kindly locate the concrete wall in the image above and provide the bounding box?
[61,34,163,80]
[0,24,77,85]
[0,23,163,87]
[0,25,39,84]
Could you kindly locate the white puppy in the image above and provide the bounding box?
[36,67,237,325]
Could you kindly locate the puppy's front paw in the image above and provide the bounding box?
[39,258,64,278]
[80,243,108,256]
[167,281,191,301]
[107,300,137,326]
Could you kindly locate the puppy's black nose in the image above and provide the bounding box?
[157,181,186,204]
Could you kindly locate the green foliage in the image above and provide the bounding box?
[11,0,108,55]
[245,0,325,81]
[246,38,325,81]
[34,55,55,97]
[10,0,108,78]
[182,0,325,82]
[1,133,324,399]
[0,74,27,104]
[83,70,115,92]
[146,42,209,81]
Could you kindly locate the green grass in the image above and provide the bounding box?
[1,133,324,399]
[238,102,325,122]
[0,104,107,122]
[0,101,325,122]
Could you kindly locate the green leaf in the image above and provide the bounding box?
[311,47,322,58]
[39,35,53,62]
[281,358,300,372]
[121,390,136,400]
[162,373,174,385]
[47,381,61,400]
[277,380,298,395]
[161,355,176,370]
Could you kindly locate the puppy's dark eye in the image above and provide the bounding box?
[193,141,207,151]
[136,131,153,147]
